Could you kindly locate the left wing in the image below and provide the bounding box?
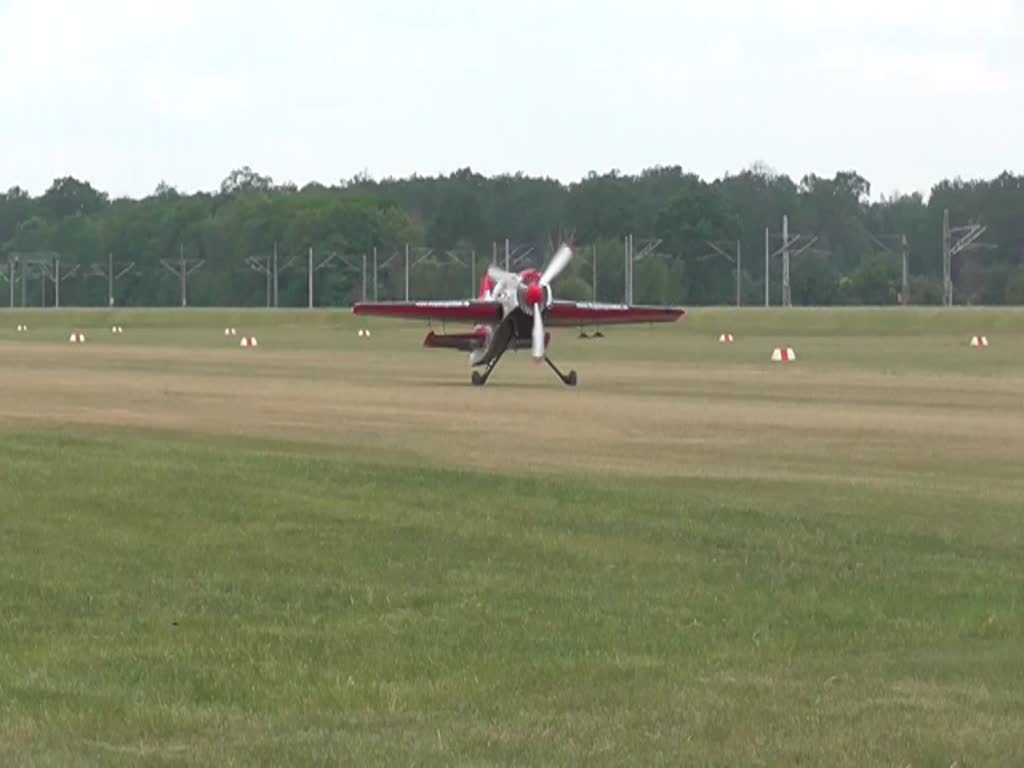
[353,300,503,325]
[545,301,686,327]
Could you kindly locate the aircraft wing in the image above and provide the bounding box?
[545,301,686,326]
[353,300,504,324]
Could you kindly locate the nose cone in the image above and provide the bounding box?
[525,284,544,305]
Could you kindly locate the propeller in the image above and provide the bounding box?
[541,243,573,285]
[487,264,514,283]
[527,243,574,360]
[532,300,546,359]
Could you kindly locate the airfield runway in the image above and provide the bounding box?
[1,308,1022,765]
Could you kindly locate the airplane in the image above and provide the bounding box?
[352,243,686,386]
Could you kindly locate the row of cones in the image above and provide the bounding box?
[722,332,994,346]
[718,332,794,362]
[18,325,120,335]
[68,326,125,343]
[225,328,259,348]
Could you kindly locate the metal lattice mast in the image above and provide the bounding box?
[88,254,136,307]
[782,215,791,307]
[901,234,909,306]
[763,216,818,306]
[764,228,770,307]
[943,209,990,307]
[44,254,80,308]
[704,239,744,307]
[160,244,204,307]
[943,209,952,307]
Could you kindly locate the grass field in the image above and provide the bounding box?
[1,307,1023,766]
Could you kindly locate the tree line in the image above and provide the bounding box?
[2,164,1022,308]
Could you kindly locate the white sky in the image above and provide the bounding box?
[1,0,1021,199]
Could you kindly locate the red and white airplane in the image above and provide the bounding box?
[352,243,685,386]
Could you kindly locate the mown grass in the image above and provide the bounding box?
[1,429,1022,766]
[1,308,1023,765]
[4,305,1024,338]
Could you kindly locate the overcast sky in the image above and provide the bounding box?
[1,0,1020,199]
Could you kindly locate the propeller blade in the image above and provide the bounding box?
[487,264,514,283]
[540,244,574,286]
[532,305,545,360]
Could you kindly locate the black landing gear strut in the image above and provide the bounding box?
[471,333,513,387]
[544,356,577,387]
[470,334,577,388]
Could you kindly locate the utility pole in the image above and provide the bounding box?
[868,231,911,306]
[89,253,135,307]
[11,251,63,308]
[624,235,634,304]
[764,228,770,307]
[624,236,629,303]
[764,217,818,307]
[592,243,598,302]
[943,208,990,307]
[630,234,635,304]
[471,249,476,295]
[901,234,909,306]
[306,249,338,307]
[373,247,378,301]
[404,243,410,301]
[362,252,367,303]
[179,244,186,307]
[244,253,272,306]
[46,254,80,309]
[504,238,510,272]
[782,215,792,307]
[622,236,659,305]
[704,240,744,307]
[273,242,279,308]
[943,209,952,307]
[160,244,204,307]
[736,240,742,307]
[0,257,11,308]
[622,236,630,305]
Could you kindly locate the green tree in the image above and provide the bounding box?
[656,180,740,304]
[1005,272,1024,305]
[849,257,900,305]
[790,253,837,305]
[40,177,109,219]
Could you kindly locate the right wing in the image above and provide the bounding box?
[353,300,504,325]
[544,301,686,326]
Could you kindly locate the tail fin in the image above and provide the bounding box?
[479,274,496,300]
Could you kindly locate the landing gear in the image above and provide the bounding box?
[470,333,513,386]
[544,356,578,387]
[471,356,502,387]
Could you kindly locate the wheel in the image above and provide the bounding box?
[566,371,578,387]
[471,371,485,386]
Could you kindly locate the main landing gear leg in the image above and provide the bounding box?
[544,356,578,387]
[470,336,512,387]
